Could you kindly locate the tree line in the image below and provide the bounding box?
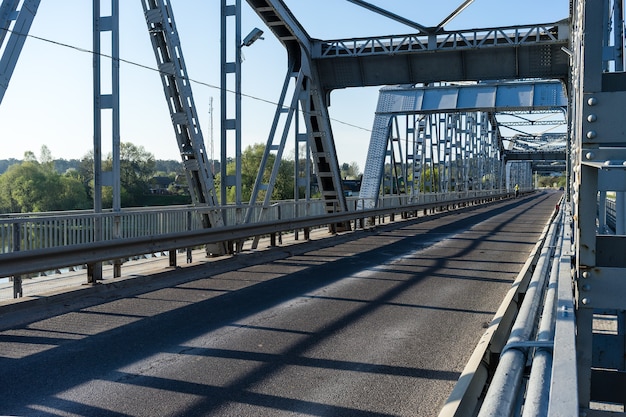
[0,144,178,213]
[0,143,362,214]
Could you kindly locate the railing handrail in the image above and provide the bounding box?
[0,191,510,278]
[0,190,506,251]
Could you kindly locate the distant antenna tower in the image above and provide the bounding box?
[209,97,214,174]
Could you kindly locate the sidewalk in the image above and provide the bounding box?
[0,227,333,306]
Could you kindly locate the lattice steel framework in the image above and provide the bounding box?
[244,0,349,221]
[359,81,567,207]
[0,0,39,105]
[362,111,502,207]
[570,0,626,413]
[220,0,243,208]
[141,0,225,240]
[90,0,120,281]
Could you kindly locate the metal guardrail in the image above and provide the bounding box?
[316,22,568,58]
[0,190,505,255]
[0,190,510,280]
[439,195,575,417]
[603,197,617,233]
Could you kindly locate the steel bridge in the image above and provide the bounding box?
[0,0,625,415]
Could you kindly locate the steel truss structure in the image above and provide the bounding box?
[359,111,502,209]
[91,0,120,281]
[141,1,224,231]
[0,0,39,105]
[244,0,349,222]
[0,0,568,224]
[570,0,626,412]
[6,0,626,412]
[359,81,567,207]
[317,22,568,58]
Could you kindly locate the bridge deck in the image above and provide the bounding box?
[0,192,561,416]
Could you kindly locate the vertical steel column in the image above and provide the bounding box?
[386,115,405,195]
[404,115,413,197]
[91,0,119,282]
[613,0,624,71]
[244,69,306,248]
[407,115,416,198]
[616,191,626,234]
[425,115,435,193]
[220,0,242,207]
[294,103,311,215]
[572,0,626,409]
[91,0,102,283]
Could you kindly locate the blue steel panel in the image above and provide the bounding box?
[533,81,568,106]
[376,81,566,115]
[422,88,459,111]
[457,85,497,109]
[359,113,392,205]
[495,83,534,108]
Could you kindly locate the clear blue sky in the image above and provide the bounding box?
[0,0,569,170]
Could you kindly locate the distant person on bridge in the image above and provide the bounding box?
[515,184,520,198]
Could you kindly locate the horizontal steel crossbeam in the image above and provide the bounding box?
[315,22,568,58]
[375,81,567,115]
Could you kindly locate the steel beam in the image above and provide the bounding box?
[246,0,348,215]
[370,81,568,116]
[313,22,570,93]
[0,0,40,105]
[141,0,225,239]
[345,0,431,34]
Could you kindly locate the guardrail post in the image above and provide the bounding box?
[598,191,607,231]
[169,249,177,267]
[277,205,282,245]
[617,191,626,235]
[186,211,192,263]
[113,214,122,278]
[12,223,22,298]
[88,216,103,284]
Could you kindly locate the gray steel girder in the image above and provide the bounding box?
[141,0,224,232]
[245,0,310,70]
[0,0,40,105]
[315,44,569,93]
[246,0,348,214]
[504,151,566,161]
[312,23,570,93]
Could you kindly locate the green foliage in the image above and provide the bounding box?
[0,142,157,212]
[537,173,567,189]
[0,158,20,175]
[419,165,440,192]
[275,158,295,200]
[54,158,82,174]
[216,143,305,204]
[0,141,334,212]
[95,142,157,208]
[0,160,90,213]
[341,162,361,180]
[141,194,192,206]
[155,159,184,174]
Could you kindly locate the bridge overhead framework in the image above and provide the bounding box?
[1,0,626,415]
[313,20,570,92]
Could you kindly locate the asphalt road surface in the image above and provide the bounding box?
[0,191,560,417]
